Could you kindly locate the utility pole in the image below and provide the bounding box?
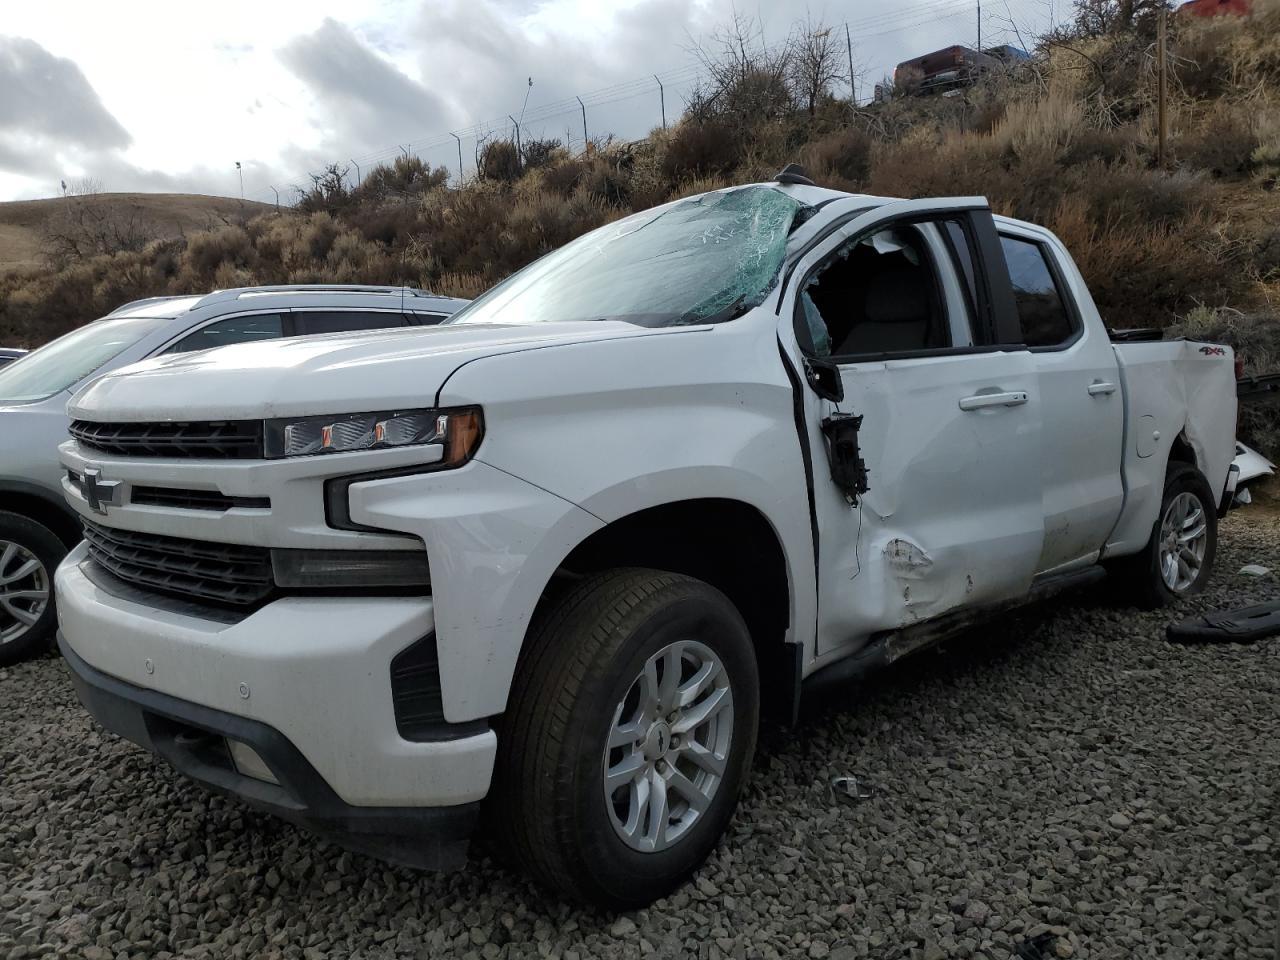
[400,145,410,160]
[1157,6,1168,168]
[846,23,856,104]
[350,159,361,187]
[577,96,588,154]
[654,75,666,130]
[450,133,463,186]
[235,161,243,198]
[270,185,279,210]
[509,115,522,170]
[977,0,982,55]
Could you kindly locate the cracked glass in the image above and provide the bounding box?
[448,186,808,328]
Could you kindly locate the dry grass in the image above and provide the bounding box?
[0,194,270,274]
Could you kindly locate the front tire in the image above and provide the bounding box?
[0,511,65,666]
[1114,463,1217,609]
[485,568,760,909]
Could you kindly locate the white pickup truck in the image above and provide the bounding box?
[54,177,1237,908]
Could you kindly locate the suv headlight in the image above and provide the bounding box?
[265,406,483,463]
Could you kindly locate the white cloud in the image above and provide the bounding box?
[0,0,1051,201]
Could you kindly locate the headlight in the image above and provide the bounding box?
[264,406,483,463]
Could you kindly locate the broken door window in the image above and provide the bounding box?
[798,222,952,358]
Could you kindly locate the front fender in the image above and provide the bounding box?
[347,460,603,723]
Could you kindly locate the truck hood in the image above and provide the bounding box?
[69,321,671,421]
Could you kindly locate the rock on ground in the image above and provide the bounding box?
[1,511,1276,959]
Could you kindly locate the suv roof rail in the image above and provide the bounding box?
[105,295,190,317]
[198,284,440,305]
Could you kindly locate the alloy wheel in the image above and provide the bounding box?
[603,639,734,853]
[0,540,50,646]
[1158,491,1208,593]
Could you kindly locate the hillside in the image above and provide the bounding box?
[0,193,272,272]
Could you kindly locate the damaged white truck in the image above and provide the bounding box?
[54,175,1237,908]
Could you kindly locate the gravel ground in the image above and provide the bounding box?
[2,508,1277,960]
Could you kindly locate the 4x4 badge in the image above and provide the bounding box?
[81,467,121,514]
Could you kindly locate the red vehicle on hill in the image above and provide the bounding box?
[1180,0,1250,16]
[894,44,1029,94]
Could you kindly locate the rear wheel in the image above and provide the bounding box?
[1113,463,1217,609]
[0,511,65,666]
[485,568,759,908]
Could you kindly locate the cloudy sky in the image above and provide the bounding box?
[0,0,1055,203]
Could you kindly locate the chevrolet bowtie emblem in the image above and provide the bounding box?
[81,467,121,514]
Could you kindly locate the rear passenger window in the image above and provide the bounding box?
[167,314,285,353]
[293,311,410,336]
[999,236,1076,348]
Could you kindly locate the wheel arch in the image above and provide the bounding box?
[1167,430,1199,474]
[0,480,82,546]
[529,497,799,718]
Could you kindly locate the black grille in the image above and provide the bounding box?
[390,636,446,741]
[131,486,271,512]
[82,520,275,607]
[70,419,264,459]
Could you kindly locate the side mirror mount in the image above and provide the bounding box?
[803,357,844,403]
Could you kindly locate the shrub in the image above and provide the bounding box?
[521,138,563,170]
[357,156,448,201]
[184,225,254,280]
[662,121,741,180]
[1178,107,1259,177]
[479,139,522,182]
[799,128,873,188]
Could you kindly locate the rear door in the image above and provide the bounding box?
[993,225,1125,573]
[779,198,1046,657]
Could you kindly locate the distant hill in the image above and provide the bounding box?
[0,193,272,272]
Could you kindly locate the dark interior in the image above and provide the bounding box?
[802,226,949,357]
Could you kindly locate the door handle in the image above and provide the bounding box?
[1088,381,1117,396]
[958,391,1029,411]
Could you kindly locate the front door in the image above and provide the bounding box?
[778,199,1046,657]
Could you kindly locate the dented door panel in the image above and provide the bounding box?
[811,352,1044,655]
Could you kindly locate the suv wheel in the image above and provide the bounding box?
[1114,463,1217,609]
[485,568,759,909]
[0,511,65,666]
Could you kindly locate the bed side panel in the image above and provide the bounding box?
[1105,341,1236,556]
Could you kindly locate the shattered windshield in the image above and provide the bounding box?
[448,186,807,328]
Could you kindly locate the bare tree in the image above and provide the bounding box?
[790,16,850,117]
[41,180,158,266]
[295,163,352,213]
[686,12,795,127]
[1058,0,1167,39]
[64,176,104,197]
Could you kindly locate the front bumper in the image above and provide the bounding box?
[59,634,478,869]
[55,542,497,809]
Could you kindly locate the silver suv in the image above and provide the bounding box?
[0,285,467,665]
